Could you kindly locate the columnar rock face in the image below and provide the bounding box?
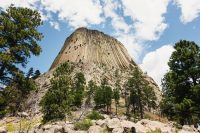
[26,27,161,113]
[50,27,134,70]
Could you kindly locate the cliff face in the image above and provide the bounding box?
[26,27,161,114]
[50,27,134,70]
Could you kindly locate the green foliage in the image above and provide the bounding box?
[74,119,92,131]
[125,67,157,119]
[113,86,120,115]
[85,80,97,106]
[73,72,86,107]
[0,92,7,118]
[94,78,112,113]
[0,5,43,85]
[33,70,41,79]
[86,111,104,120]
[147,129,161,133]
[2,72,36,114]
[40,62,74,123]
[161,40,200,125]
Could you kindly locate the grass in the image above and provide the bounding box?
[86,111,104,120]
[147,128,162,133]
[74,119,93,131]
[1,116,42,132]
[144,112,168,123]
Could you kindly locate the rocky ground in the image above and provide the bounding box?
[0,113,199,133]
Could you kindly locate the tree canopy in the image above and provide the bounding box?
[0,5,43,85]
[161,40,200,125]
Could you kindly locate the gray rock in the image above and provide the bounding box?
[96,119,105,126]
[0,127,7,133]
[42,124,51,130]
[121,120,135,129]
[88,125,103,133]
[112,127,124,133]
[182,125,194,132]
[53,125,63,133]
[106,118,122,129]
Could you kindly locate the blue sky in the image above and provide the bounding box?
[1,0,200,87]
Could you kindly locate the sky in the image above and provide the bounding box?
[0,0,200,88]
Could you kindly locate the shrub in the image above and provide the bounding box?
[86,111,104,120]
[147,128,161,133]
[74,119,92,131]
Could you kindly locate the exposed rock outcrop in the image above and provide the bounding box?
[26,27,161,114]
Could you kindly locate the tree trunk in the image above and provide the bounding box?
[115,102,118,115]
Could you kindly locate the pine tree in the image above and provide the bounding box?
[86,80,97,106]
[94,78,112,113]
[40,62,74,122]
[161,40,200,125]
[125,67,157,119]
[73,72,86,107]
[0,5,43,85]
[33,70,41,79]
[113,87,120,115]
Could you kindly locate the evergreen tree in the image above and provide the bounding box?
[94,78,113,113]
[113,87,120,115]
[40,62,74,122]
[26,68,34,78]
[73,72,86,107]
[161,40,200,125]
[3,72,36,114]
[86,80,97,106]
[0,5,43,85]
[125,67,157,119]
[33,70,41,79]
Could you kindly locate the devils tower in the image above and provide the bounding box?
[50,27,134,70]
[26,27,161,113]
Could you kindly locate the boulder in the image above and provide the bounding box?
[106,118,122,129]
[42,124,52,130]
[138,119,165,131]
[96,119,105,126]
[134,123,149,133]
[0,127,6,133]
[182,125,194,132]
[121,120,135,129]
[88,125,103,133]
[53,125,63,133]
[112,127,124,133]
[178,130,198,133]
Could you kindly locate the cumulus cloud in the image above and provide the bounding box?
[0,0,39,9]
[121,0,170,41]
[49,21,60,30]
[103,0,131,33]
[41,0,104,28]
[140,45,175,88]
[116,33,144,61]
[174,0,200,23]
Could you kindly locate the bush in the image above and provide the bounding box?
[74,119,93,130]
[86,111,104,120]
[147,128,161,133]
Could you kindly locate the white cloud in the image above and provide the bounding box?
[49,21,60,30]
[0,0,39,9]
[116,32,144,61]
[174,0,200,23]
[121,0,170,41]
[103,0,131,33]
[41,0,104,28]
[140,45,175,88]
